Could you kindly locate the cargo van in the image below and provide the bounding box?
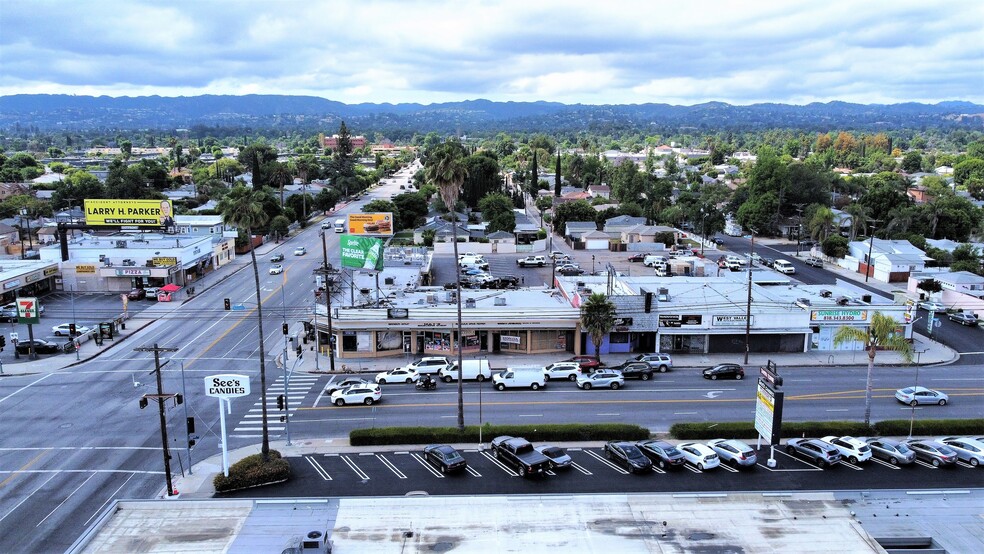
[643,255,668,267]
[773,260,796,274]
[440,359,492,382]
[492,367,546,390]
[654,265,670,277]
[458,256,489,270]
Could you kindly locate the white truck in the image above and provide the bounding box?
[492,367,546,391]
[517,255,546,267]
[439,359,492,382]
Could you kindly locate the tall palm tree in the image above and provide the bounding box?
[270,162,293,208]
[844,203,868,241]
[424,143,469,430]
[580,293,617,363]
[218,185,273,460]
[809,206,836,243]
[833,312,913,427]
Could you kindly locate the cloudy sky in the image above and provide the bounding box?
[1,0,981,105]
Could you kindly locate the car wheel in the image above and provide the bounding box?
[364,398,374,405]
[970,458,979,467]
[518,465,527,477]
[816,458,827,468]
[543,375,550,382]
[641,373,651,381]
[440,465,447,474]
[697,463,704,470]
[443,376,453,383]
[605,449,612,459]
[938,399,947,406]
[493,448,500,459]
[849,456,858,464]
[658,460,666,469]
[476,374,486,382]
[735,373,743,380]
[887,456,897,465]
[786,446,796,455]
[496,384,505,391]
[335,398,345,406]
[659,365,668,373]
[530,383,540,391]
[932,458,941,467]
[378,378,387,385]
[405,378,413,384]
[610,382,620,390]
[910,400,918,407]
[54,331,61,337]
[582,383,592,390]
[711,375,718,380]
[568,374,577,381]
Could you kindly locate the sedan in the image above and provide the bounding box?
[895,386,948,406]
[860,437,916,465]
[567,355,604,371]
[904,439,958,467]
[269,264,284,275]
[52,323,91,337]
[14,339,61,355]
[603,441,653,474]
[627,253,649,262]
[557,265,584,276]
[821,436,872,464]
[325,377,370,395]
[127,288,147,300]
[542,361,582,381]
[422,444,467,474]
[330,384,381,406]
[535,445,573,470]
[576,370,624,390]
[948,312,978,326]
[636,440,687,470]
[293,246,307,256]
[918,300,945,312]
[677,443,721,470]
[270,253,285,262]
[707,439,757,469]
[785,438,842,468]
[939,437,984,467]
[374,367,419,384]
[702,363,745,380]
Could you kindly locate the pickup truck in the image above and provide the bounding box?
[490,435,552,477]
[516,255,546,267]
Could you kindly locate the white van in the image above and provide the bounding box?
[439,359,492,382]
[643,255,668,267]
[773,260,796,274]
[334,218,345,233]
[492,367,546,390]
[458,256,489,270]
[654,265,670,277]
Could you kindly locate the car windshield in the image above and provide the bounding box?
[896,444,911,454]
[938,445,957,456]
[623,445,646,461]
[542,447,563,458]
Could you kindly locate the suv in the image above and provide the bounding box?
[805,257,824,268]
[628,353,672,372]
[542,361,582,381]
[576,370,624,390]
[607,361,654,380]
[517,255,546,267]
[785,438,842,468]
[400,357,452,375]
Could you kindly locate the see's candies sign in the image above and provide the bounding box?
[204,374,251,398]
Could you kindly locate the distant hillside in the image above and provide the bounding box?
[1,94,981,136]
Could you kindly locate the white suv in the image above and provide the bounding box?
[628,353,673,372]
[821,435,873,464]
[331,384,381,406]
[401,357,452,375]
[542,361,582,381]
[576,370,625,390]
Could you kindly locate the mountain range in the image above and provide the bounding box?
[1,94,981,136]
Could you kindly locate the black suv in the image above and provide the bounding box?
[608,361,654,380]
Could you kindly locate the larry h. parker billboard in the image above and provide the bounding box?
[84,199,176,232]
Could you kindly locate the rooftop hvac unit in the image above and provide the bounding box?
[445,291,456,302]
[465,298,476,308]
[384,277,394,285]
[494,297,506,306]
[426,294,437,304]
[820,289,833,298]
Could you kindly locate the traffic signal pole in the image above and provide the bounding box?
[135,343,180,496]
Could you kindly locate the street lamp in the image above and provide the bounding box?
[744,228,757,365]
[700,207,708,257]
[19,208,33,259]
[864,218,883,283]
[319,231,337,372]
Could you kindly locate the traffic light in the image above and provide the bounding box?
[69,323,77,336]
[175,394,183,405]
[139,397,148,409]
[188,437,196,448]
[186,417,196,434]
[224,298,231,311]
[0,335,5,351]
[277,394,286,410]
[282,322,289,335]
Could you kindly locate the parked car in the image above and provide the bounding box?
[785,438,842,468]
[576,370,624,390]
[270,253,285,262]
[938,437,984,467]
[516,255,546,267]
[677,443,721,470]
[399,357,452,375]
[713,238,725,245]
[820,436,873,464]
[293,246,307,256]
[549,251,571,262]
[948,312,978,326]
[422,444,468,473]
[607,361,654,380]
[567,355,604,371]
[627,353,673,372]
[542,361,583,381]
[330,384,381,406]
[14,338,61,354]
[490,435,552,478]
[707,439,757,469]
[535,445,573,470]
[805,257,824,268]
[52,323,91,337]
[496,274,521,287]
[895,386,948,406]
[325,377,371,395]
[762,257,775,268]
[269,264,284,275]
[143,287,160,299]
[918,300,945,312]
[904,439,958,467]
[127,288,147,300]
[603,441,653,473]
[860,437,916,465]
[702,363,745,380]
[636,439,687,469]
[557,264,584,276]
[374,367,419,384]
[627,253,649,262]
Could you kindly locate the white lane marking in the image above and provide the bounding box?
[480,451,518,476]
[82,473,137,527]
[826,409,849,412]
[870,458,901,470]
[0,447,158,451]
[376,455,407,479]
[718,464,738,473]
[0,472,59,525]
[304,456,331,481]
[465,466,482,477]
[0,373,54,406]
[596,413,621,416]
[409,452,444,478]
[570,462,593,476]
[517,414,543,417]
[583,450,629,474]
[914,460,939,469]
[37,473,98,527]
[673,412,698,415]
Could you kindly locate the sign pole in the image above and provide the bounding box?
[219,398,229,476]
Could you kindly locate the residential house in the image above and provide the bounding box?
[588,185,611,199]
[413,218,471,244]
[603,215,647,235]
[564,221,599,241]
[848,238,928,282]
[581,230,611,250]
[909,270,984,318]
[619,224,665,244]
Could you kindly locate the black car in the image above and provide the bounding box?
[608,361,654,381]
[713,238,725,245]
[556,265,584,276]
[627,253,649,262]
[636,439,687,470]
[422,444,468,474]
[603,441,653,474]
[496,275,521,287]
[127,288,147,300]
[702,363,745,380]
[15,339,61,355]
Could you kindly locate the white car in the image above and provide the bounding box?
[52,323,91,337]
[918,300,945,312]
[269,264,284,275]
[330,384,381,406]
[677,442,721,470]
[374,367,419,384]
[895,386,948,406]
[293,246,307,256]
[400,357,452,375]
[939,437,984,467]
[542,361,582,381]
[821,436,873,464]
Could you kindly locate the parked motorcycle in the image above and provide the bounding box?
[415,378,437,391]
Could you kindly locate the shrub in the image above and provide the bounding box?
[874,418,984,437]
[670,419,984,440]
[213,450,291,493]
[350,423,649,446]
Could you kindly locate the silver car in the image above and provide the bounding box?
[860,437,916,465]
[576,370,624,390]
[535,445,573,470]
[940,437,984,467]
[707,438,757,468]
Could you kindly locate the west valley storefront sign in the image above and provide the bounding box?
[713,315,751,326]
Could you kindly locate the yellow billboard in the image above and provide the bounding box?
[84,199,175,230]
[348,212,394,236]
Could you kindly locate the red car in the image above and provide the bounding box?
[627,253,649,262]
[568,355,604,371]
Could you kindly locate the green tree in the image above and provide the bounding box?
[554,151,562,197]
[269,162,293,208]
[425,142,469,430]
[269,215,290,238]
[461,152,501,207]
[833,312,913,426]
[580,293,617,362]
[821,235,849,258]
[808,206,836,242]
[953,158,984,186]
[478,193,516,233]
[900,151,922,173]
[314,187,340,213]
[552,199,597,237]
[392,192,429,231]
[217,185,273,461]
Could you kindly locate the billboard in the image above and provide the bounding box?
[340,235,384,271]
[348,212,394,236]
[84,199,175,231]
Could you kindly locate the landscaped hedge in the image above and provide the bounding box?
[350,423,649,446]
[213,449,291,493]
[670,419,984,440]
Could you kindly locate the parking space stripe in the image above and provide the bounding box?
[409,452,443,478]
[304,456,331,481]
[914,460,939,469]
[870,458,901,470]
[340,455,369,480]
[683,464,702,474]
[718,464,738,473]
[570,462,593,476]
[583,450,628,474]
[480,451,519,476]
[465,466,481,477]
[376,455,407,479]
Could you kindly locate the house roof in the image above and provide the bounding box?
[605,215,646,226]
[619,224,660,236]
[487,230,514,239]
[565,221,598,234]
[581,230,611,240]
[936,270,984,286]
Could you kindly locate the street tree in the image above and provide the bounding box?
[580,293,617,362]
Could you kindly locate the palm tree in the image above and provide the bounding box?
[844,203,868,241]
[833,312,914,427]
[424,143,469,430]
[580,293,617,363]
[270,162,293,208]
[218,185,273,460]
[809,206,836,243]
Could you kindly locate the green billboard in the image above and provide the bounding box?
[340,235,384,270]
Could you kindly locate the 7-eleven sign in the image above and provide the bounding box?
[18,297,40,324]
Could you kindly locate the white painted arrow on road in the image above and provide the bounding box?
[705,391,723,399]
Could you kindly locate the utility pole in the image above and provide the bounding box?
[864,218,883,283]
[318,231,338,372]
[744,230,756,365]
[792,203,805,257]
[136,343,180,497]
